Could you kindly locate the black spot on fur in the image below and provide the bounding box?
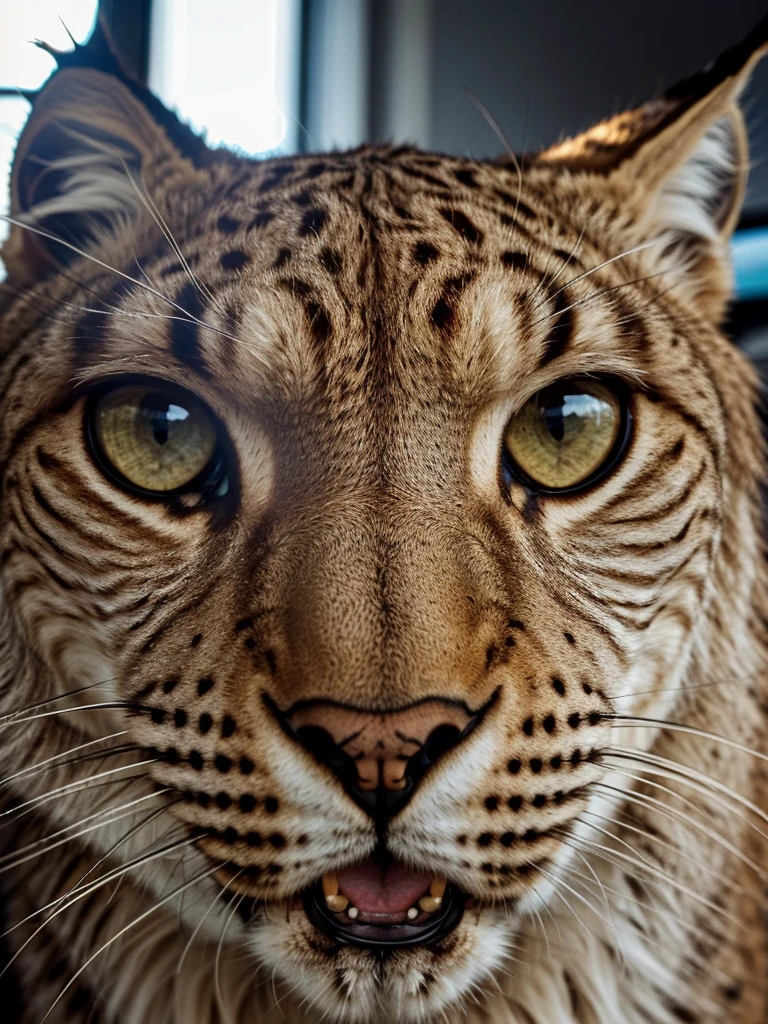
[240,757,255,774]
[174,709,187,728]
[413,241,439,264]
[199,713,213,734]
[197,678,214,696]
[432,296,453,334]
[299,207,327,237]
[221,715,236,738]
[453,168,478,188]
[215,754,232,773]
[170,281,206,374]
[440,207,483,244]
[508,758,522,774]
[273,247,292,269]
[320,247,343,274]
[221,250,249,271]
[217,215,240,234]
[306,301,332,346]
[552,678,566,696]
[501,251,527,271]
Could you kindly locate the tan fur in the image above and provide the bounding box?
[1,20,767,1024]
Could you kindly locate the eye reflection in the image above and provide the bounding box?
[504,380,625,492]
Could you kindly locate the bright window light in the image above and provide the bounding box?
[148,0,301,157]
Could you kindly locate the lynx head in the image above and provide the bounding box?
[1,16,767,1024]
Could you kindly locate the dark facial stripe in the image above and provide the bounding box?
[493,189,535,219]
[170,282,207,375]
[538,287,574,367]
[431,273,476,337]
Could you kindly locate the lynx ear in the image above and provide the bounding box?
[2,19,209,284]
[535,14,768,319]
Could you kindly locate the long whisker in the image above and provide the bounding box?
[544,238,662,302]
[40,862,219,1023]
[0,701,135,731]
[216,889,246,1020]
[0,832,204,976]
[0,679,117,725]
[594,779,768,884]
[1,215,241,349]
[0,788,170,867]
[0,794,173,877]
[0,756,156,822]
[0,730,129,787]
[9,826,196,934]
[566,824,742,928]
[602,748,768,833]
[607,714,768,765]
[583,807,748,898]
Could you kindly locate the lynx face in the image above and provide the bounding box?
[0,20,767,1024]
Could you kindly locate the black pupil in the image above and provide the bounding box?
[543,389,572,442]
[141,395,189,447]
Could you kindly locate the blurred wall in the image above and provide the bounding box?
[303,0,768,216]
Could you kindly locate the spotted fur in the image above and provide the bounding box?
[1,16,768,1024]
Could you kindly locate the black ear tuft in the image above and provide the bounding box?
[2,16,218,283]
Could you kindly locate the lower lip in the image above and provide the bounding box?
[301,881,467,950]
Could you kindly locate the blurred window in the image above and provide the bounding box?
[148,0,300,156]
[0,0,300,279]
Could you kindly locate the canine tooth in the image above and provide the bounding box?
[430,875,446,899]
[322,873,339,897]
[407,907,419,920]
[325,894,349,913]
[347,906,359,919]
[418,896,442,913]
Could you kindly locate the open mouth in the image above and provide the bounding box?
[302,853,466,950]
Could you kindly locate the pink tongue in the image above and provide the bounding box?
[338,858,432,914]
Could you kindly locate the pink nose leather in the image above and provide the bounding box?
[287,699,475,796]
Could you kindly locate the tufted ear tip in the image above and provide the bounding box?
[524,13,768,323]
[0,16,216,285]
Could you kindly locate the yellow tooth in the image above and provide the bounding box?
[322,873,339,897]
[407,907,419,920]
[325,894,349,913]
[430,875,446,899]
[419,895,442,913]
[347,906,359,919]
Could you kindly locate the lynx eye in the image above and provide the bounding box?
[88,383,222,496]
[503,379,628,493]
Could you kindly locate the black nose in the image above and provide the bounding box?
[266,695,494,822]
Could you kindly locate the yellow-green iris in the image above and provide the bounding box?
[93,385,217,493]
[504,380,622,491]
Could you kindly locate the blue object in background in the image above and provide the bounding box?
[732,227,768,301]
